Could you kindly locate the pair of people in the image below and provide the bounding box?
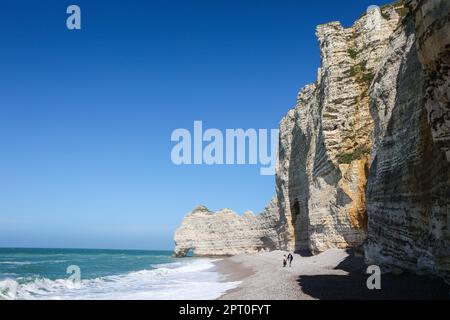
[283,253,293,267]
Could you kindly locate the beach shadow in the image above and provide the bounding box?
[296,249,450,300]
[295,249,313,257]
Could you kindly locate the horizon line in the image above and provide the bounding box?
[0,246,174,252]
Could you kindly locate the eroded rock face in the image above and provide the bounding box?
[174,1,450,283]
[174,4,404,257]
[365,0,450,281]
[407,0,450,160]
[174,198,291,257]
[276,4,402,253]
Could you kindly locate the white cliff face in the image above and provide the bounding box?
[174,199,291,257]
[408,0,450,160]
[276,4,401,254]
[175,4,403,257]
[365,0,450,282]
[173,0,450,283]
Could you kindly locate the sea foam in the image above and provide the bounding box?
[0,259,238,300]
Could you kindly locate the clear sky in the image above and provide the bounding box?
[0,0,392,250]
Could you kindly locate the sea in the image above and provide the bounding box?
[0,248,238,300]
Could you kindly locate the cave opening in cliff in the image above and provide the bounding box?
[291,199,301,253]
[185,248,195,257]
[291,199,300,225]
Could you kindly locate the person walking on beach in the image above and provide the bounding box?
[287,253,293,267]
[283,255,287,267]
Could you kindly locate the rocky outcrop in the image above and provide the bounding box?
[174,0,450,283]
[174,198,291,257]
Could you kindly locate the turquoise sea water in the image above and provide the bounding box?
[0,248,238,300]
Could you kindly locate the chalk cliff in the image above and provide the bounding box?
[276,3,402,254]
[174,0,450,283]
[174,199,291,257]
[365,0,450,281]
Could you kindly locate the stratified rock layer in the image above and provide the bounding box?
[409,0,450,159]
[174,199,291,257]
[276,4,401,253]
[174,0,450,283]
[365,0,450,281]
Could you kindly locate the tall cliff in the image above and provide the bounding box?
[365,0,450,281]
[276,3,402,254]
[174,0,450,283]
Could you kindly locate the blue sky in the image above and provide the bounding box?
[0,0,392,250]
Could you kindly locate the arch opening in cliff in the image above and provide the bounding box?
[174,247,196,258]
